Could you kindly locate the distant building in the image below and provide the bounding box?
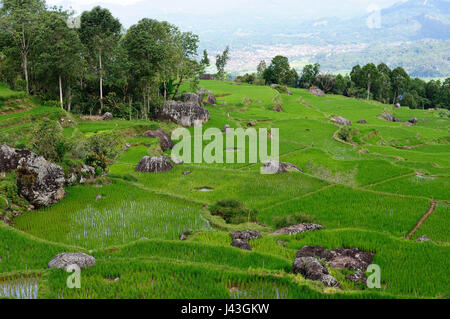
[199,74,216,80]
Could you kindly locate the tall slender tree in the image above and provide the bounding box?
[0,0,46,94]
[78,6,122,114]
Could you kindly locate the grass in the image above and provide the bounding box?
[1,80,449,299]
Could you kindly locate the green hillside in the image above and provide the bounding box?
[0,81,449,299]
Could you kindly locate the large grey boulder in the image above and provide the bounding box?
[177,92,203,107]
[144,128,174,151]
[262,161,302,174]
[409,117,418,124]
[102,112,113,120]
[1,145,67,207]
[159,100,210,127]
[231,239,251,251]
[309,87,325,97]
[135,156,173,173]
[48,253,96,269]
[197,88,216,105]
[272,223,323,235]
[379,113,400,122]
[331,116,352,126]
[272,104,284,112]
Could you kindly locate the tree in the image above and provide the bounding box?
[79,6,122,113]
[391,66,410,104]
[263,55,296,86]
[316,73,335,93]
[300,63,320,88]
[215,46,230,80]
[171,31,199,99]
[0,0,46,94]
[123,19,178,117]
[200,49,210,68]
[257,60,266,77]
[37,11,82,109]
[361,63,380,100]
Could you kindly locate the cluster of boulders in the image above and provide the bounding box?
[272,223,323,235]
[230,230,262,251]
[0,144,66,207]
[66,165,96,186]
[261,161,302,174]
[293,246,375,288]
[331,116,352,126]
[144,128,174,151]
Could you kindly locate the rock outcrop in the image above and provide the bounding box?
[0,145,66,207]
[48,253,96,269]
[102,112,113,120]
[231,239,251,250]
[231,230,262,241]
[293,257,342,289]
[358,119,367,124]
[159,100,210,127]
[309,87,325,97]
[177,92,203,107]
[262,161,302,174]
[295,246,374,272]
[0,144,34,173]
[409,117,418,124]
[222,125,232,133]
[197,88,216,105]
[230,230,261,251]
[331,116,352,126]
[135,156,173,173]
[379,113,400,122]
[272,223,323,235]
[144,128,174,151]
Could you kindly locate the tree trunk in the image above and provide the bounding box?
[99,49,103,114]
[367,81,371,100]
[172,75,184,100]
[59,75,63,109]
[23,52,29,94]
[67,86,72,112]
[128,96,132,121]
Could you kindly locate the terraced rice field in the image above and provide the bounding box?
[0,81,449,299]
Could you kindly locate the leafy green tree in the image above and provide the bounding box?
[79,6,122,113]
[391,67,410,105]
[37,11,82,109]
[300,63,320,88]
[200,49,210,68]
[123,19,178,117]
[361,63,380,100]
[0,0,46,94]
[215,46,230,80]
[257,60,266,77]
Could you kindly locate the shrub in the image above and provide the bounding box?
[337,127,360,143]
[272,212,317,229]
[30,120,69,162]
[209,199,258,224]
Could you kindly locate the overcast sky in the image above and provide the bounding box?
[47,0,407,27]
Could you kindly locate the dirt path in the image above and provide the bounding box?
[405,200,437,240]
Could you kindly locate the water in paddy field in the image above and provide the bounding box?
[0,279,39,299]
[197,187,213,192]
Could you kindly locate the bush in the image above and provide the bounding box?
[209,199,258,224]
[30,120,69,162]
[337,127,360,143]
[272,212,317,229]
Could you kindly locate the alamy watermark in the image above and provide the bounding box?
[171,125,280,174]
